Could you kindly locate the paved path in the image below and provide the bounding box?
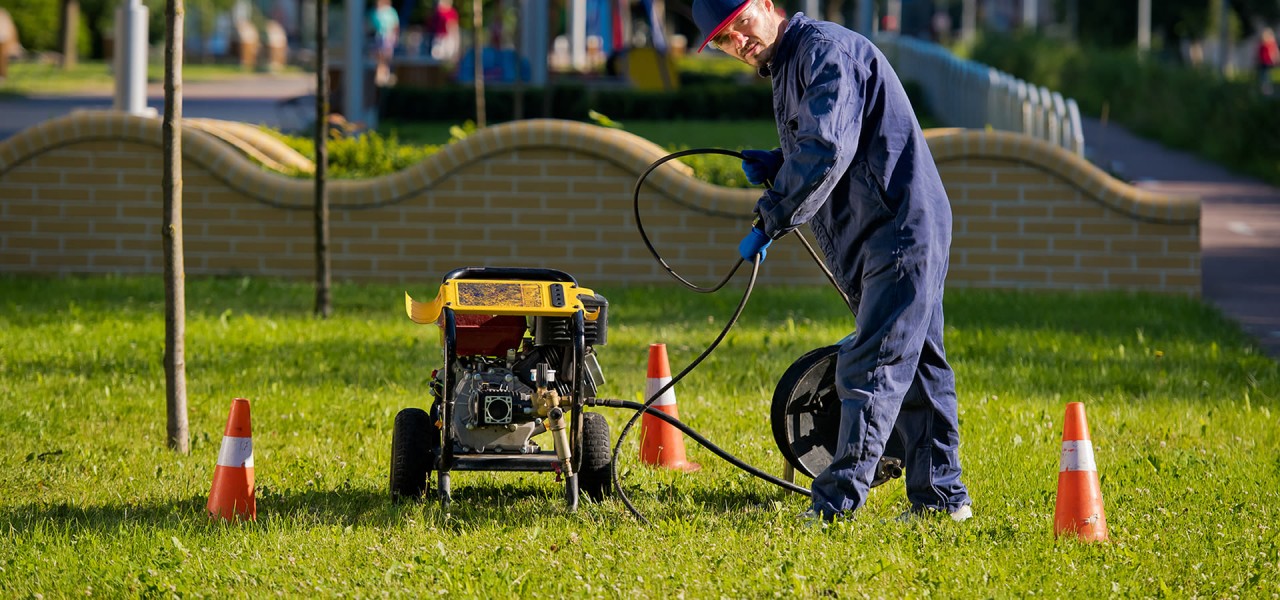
[1082,116,1280,358]
[0,73,316,139]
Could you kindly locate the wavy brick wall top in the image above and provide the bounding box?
[0,114,1199,294]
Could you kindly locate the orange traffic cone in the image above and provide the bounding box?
[207,398,256,521]
[1054,402,1108,541]
[639,344,700,472]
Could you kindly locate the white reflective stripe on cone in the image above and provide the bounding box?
[217,436,255,468]
[1059,440,1096,472]
[645,376,676,407]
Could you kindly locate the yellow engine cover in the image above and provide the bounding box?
[405,279,600,325]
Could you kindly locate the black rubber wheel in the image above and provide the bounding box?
[771,345,904,486]
[389,407,437,502]
[578,411,613,501]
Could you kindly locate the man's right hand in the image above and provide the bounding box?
[741,149,783,186]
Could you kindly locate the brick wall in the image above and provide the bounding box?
[0,114,1200,294]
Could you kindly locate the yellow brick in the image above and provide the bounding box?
[514,181,573,195]
[1081,222,1137,236]
[69,172,123,186]
[35,254,91,268]
[186,207,236,220]
[62,238,119,251]
[1106,271,1162,287]
[94,189,154,203]
[0,252,34,266]
[995,237,1049,251]
[185,239,233,253]
[546,197,602,211]
[376,258,434,272]
[120,173,162,187]
[1111,239,1165,254]
[995,204,1051,218]
[965,219,1020,234]
[995,170,1055,186]
[951,235,993,250]
[94,222,152,235]
[995,269,1050,283]
[35,221,91,235]
[207,256,264,270]
[1052,204,1109,219]
[570,181,630,195]
[120,239,157,252]
[61,204,117,218]
[1137,255,1194,270]
[8,203,63,217]
[95,156,154,170]
[489,228,547,243]
[92,254,148,268]
[1166,238,1201,254]
[429,193,487,209]
[1023,254,1077,268]
[347,241,402,255]
[5,170,61,185]
[332,258,376,271]
[487,163,544,177]
[1081,255,1134,269]
[1023,221,1078,235]
[42,191,99,206]
[939,170,994,185]
[70,141,127,153]
[31,155,92,169]
[402,242,456,256]
[965,251,1020,266]
[1022,187,1079,202]
[1050,270,1106,285]
[1165,273,1201,289]
[1134,222,1189,237]
[950,202,993,218]
[456,178,515,194]
[120,206,160,219]
[965,187,1021,202]
[545,164,602,178]
[1053,238,1108,253]
[8,236,60,250]
[489,196,540,210]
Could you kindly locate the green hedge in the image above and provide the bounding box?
[970,33,1280,185]
[381,83,776,122]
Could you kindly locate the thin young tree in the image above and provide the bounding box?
[59,0,79,69]
[162,0,189,452]
[315,0,332,318]
[473,0,486,127]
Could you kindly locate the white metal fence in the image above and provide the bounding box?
[875,34,1085,156]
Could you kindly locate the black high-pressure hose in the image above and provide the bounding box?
[596,148,848,523]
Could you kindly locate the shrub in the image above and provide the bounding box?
[970,33,1280,185]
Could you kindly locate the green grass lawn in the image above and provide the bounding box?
[2,275,1278,596]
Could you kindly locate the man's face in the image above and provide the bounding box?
[709,0,782,68]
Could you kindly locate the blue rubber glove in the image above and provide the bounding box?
[741,149,783,186]
[738,227,772,262]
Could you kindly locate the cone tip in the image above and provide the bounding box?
[1061,402,1090,441]
[647,344,671,378]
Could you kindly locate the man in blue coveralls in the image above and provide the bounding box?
[692,0,972,522]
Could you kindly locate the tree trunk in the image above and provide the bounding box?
[163,0,189,454]
[473,0,486,128]
[60,0,80,69]
[315,0,332,318]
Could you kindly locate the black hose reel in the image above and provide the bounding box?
[770,345,905,487]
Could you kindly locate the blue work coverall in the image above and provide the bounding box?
[753,14,971,518]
